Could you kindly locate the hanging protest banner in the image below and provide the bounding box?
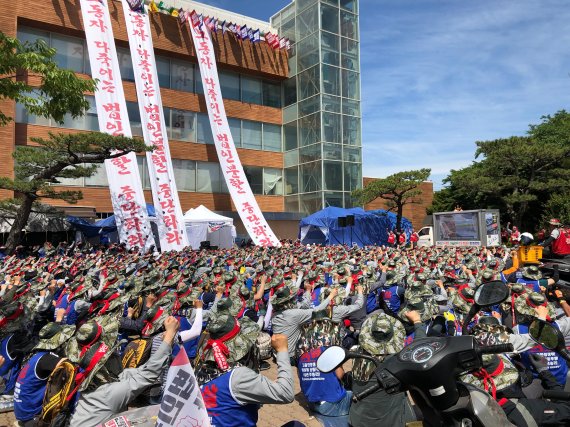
[122,0,188,251]
[156,347,211,427]
[79,0,153,251]
[186,13,280,247]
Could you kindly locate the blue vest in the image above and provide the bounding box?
[298,347,347,404]
[311,287,323,308]
[0,335,20,394]
[14,352,49,421]
[64,299,81,325]
[54,294,69,320]
[200,370,259,427]
[172,316,203,359]
[516,278,541,293]
[366,290,379,314]
[381,285,402,313]
[516,323,568,385]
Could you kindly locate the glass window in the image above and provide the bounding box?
[342,98,360,116]
[341,10,358,39]
[219,71,240,100]
[126,101,143,137]
[241,76,262,104]
[171,60,194,93]
[342,69,360,100]
[300,162,322,193]
[323,112,341,143]
[197,162,221,192]
[137,156,149,189]
[322,0,339,5]
[322,94,341,113]
[264,168,283,195]
[244,166,263,194]
[298,65,320,100]
[324,161,343,191]
[172,159,196,191]
[283,78,297,107]
[323,143,342,160]
[242,120,262,150]
[341,38,359,71]
[343,146,362,163]
[300,143,321,163]
[297,34,319,72]
[324,192,344,208]
[85,163,108,187]
[285,195,300,212]
[281,18,296,45]
[85,96,99,131]
[17,27,49,46]
[343,115,361,146]
[228,118,241,147]
[197,113,214,144]
[115,47,134,81]
[284,121,298,151]
[156,56,170,88]
[298,95,320,117]
[171,110,196,142]
[262,81,281,108]
[321,32,339,66]
[321,4,339,34]
[284,149,299,168]
[344,162,361,192]
[263,123,282,152]
[285,167,299,195]
[51,33,85,73]
[296,0,317,13]
[15,90,50,126]
[322,64,340,96]
[298,112,320,147]
[297,5,318,40]
[340,0,357,12]
[299,192,322,213]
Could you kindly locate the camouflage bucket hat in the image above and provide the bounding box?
[460,354,519,394]
[514,292,556,319]
[66,315,119,363]
[198,314,259,370]
[399,296,438,323]
[449,286,476,315]
[522,266,542,281]
[296,313,340,358]
[0,302,28,335]
[405,281,433,300]
[141,305,170,337]
[481,269,497,282]
[384,271,398,286]
[34,323,76,351]
[360,313,405,356]
[270,286,296,308]
[470,323,511,347]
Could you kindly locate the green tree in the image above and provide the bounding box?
[0,132,151,253]
[352,168,431,232]
[0,31,96,125]
[542,193,570,227]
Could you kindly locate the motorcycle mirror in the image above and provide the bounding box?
[529,319,563,350]
[317,346,346,373]
[474,281,509,306]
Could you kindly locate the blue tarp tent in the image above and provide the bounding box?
[66,204,156,238]
[299,207,388,247]
[368,209,414,237]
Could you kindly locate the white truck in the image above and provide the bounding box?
[417,209,501,247]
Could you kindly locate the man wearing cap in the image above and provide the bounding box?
[13,322,75,426]
[516,265,556,293]
[540,218,570,259]
[272,286,337,362]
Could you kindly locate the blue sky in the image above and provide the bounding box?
[196,0,570,189]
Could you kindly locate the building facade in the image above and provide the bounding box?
[271,0,362,214]
[1,0,363,240]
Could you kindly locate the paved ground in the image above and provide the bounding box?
[0,360,324,427]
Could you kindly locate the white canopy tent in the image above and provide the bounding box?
[183,205,236,250]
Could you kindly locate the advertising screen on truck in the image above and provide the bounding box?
[437,212,480,241]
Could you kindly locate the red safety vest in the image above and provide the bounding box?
[553,228,570,255]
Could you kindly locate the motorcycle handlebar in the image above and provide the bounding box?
[543,390,570,400]
[353,383,381,402]
[477,343,514,355]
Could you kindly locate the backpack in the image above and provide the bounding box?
[121,338,152,369]
[296,319,341,359]
[38,360,76,427]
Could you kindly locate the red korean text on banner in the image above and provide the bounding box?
[79,0,153,252]
[121,0,188,251]
[186,16,280,247]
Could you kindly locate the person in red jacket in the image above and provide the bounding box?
[387,229,396,247]
[398,231,406,248]
[410,229,419,249]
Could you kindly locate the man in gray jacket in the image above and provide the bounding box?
[70,316,180,427]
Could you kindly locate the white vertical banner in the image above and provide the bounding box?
[187,14,280,247]
[122,1,188,251]
[79,0,154,251]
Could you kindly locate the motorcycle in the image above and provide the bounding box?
[317,281,515,427]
